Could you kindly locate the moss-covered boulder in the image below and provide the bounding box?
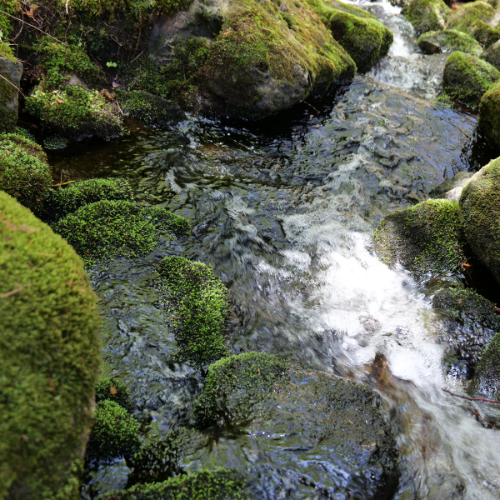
[95,377,134,413]
[194,352,290,428]
[418,29,482,55]
[326,10,393,73]
[402,0,449,35]
[157,256,229,368]
[446,2,500,47]
[39,178,134,223]
[0,133,52,207]
[86,400,141,461]
[482,39,500,70]
[443,51,500,107]
[52,200,187,264]
[460,157,500,285]
[0,191,101,498]
[374,199,466,278]
[429,171,474,201]
[307,0,376,21]
[0,53,22,133]
[479,81,500,148]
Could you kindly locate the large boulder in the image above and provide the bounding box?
[479,81,500,147]
[482,39,500,69]
[0,51,22,133]
[418,29,482,55]
[460,157,500,285]
[443,51,500,108]
[402,0,449,35]
[148,0,357,117]
[446,2,500,47]
[0,191,101,498]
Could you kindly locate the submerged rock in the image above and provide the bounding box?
[0,191,101,498]
[418,29,482,55]
[460,157,500,285]
[402,0,449,35]
[429,171,474,201]
[0,51,22,133]
[446,1,500,47]
[443,51,500,108]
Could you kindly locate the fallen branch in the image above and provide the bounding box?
[0,9,61,42]
[51,180,76,187]
[442,387,500,404]
[465,407,500,430]
[0,72,24,96]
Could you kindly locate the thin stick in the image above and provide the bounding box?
[12,13,24,41]
[115,99,124,116]
[0,9,61,42]
[0,72,24,96]
[130,50,143,64]
[465,407,500,430]
[51,180,76,187]
[442,387,500,404]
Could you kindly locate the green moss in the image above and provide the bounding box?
[433,288,498,316]
[402,0,449,35]
[141,206,190,237]
[443,51,500,108]
[373,198,466,277]
[447,2,500,47]
[418,29,482,55]
[306,0,377,23]
[14,126,37,142]
[157,256,229,368]
[118,90,186,128]
[460,157,500,284]
[482,39,500,69]
[479,81,500,147]
[87,400,141,461]
[100,468,250,500]
[127,428,207,487]
[327,10,393,73]
[0,134,52,207]
[474,332,500,397]
[0,190,101,498]
[96,377,134,413]
[39,178,134,223]
[194,352,290,428]
[0,41,14,58]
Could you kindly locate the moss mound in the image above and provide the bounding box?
[0,133,52,207]
[194,352,290,428]
[479,81,500,148]
[374,199,466,277]
[95,377,134,413]
[140,206,190,237]
[0,191,101,498]
[460,157,500,284]
[418,29,482,55]
[39,178,134,223]
[327,10,393,73]
[52,200,187,264]
[157,256,229,368]
[101,468,250,500]
[443,51,500,108]
[447,1,500,47]
[87,400,141,461]
[402,0,449,34]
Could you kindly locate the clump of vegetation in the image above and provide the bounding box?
[141,206,190,237]
[374,199,467,277]
[0,190,101,498]
[418,30,482,55]
[402,0,449,34]
[0,133,52,207]
[87,400,141,461]
[443,51,500,108]
[194,352,290,428]
[157,256,229,368]
[96,377,134,413]
[39,177,134,223]
[101,468,250,499]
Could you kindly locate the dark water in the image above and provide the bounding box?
[51,2,500,497]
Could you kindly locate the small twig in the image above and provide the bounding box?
[1,285,23,299]
[442,387,500,404]
[115,99,124,116]
[465,407,500,430]
[12,13,24,41]
[0,9,61,42]
[130,50,143,64]
[0,72,24,97]
[51,180,76,187]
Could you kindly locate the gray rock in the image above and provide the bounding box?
[429,171,474,201]
[0,55,23,132]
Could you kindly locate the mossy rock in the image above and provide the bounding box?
[482,39,500,69]
[446,2,500,47]
[38,178,134,223]
[52,200,187,264]
[429,171,474,201]
[0,190,101,498]
[0,133,52,208]
[0,55,23,133]
[194,352,290,428]
[96,377,134,413]
[479,81,500,149]
[86,400,141,461]
[443,51,500,108]
[418,29,482,55]
[460,157,500,285]
[473,332,500,398]
[100,468,250,499]
[402,0,449,35]
[373,198,467,278]
[307,0,377,22]
[327,10,393,73]
[119,91,186,128]
[157,256,229,368]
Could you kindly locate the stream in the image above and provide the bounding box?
[48,1,500,498]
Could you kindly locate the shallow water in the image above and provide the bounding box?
[52,2,500,498]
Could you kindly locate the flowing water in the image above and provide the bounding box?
[49,1,500,497]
